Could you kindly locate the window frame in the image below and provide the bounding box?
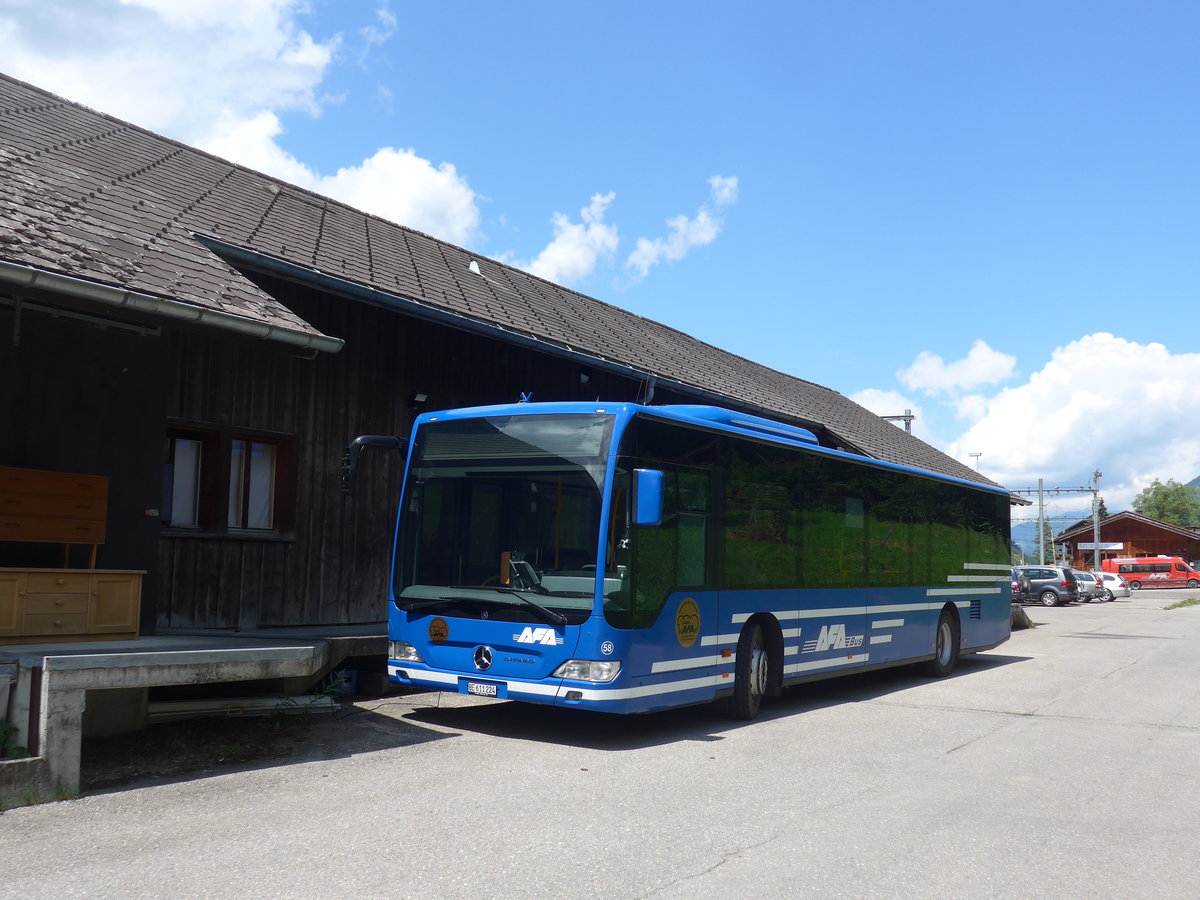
[163,421,295,539]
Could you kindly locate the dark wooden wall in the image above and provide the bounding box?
[0,304,166,632]
[158,275,683,629]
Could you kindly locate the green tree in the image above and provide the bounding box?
[1131,478,1200,528]
[1030,517,1058,564]
[1096,496,1109,519]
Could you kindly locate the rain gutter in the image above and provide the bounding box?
[0,258,344,354]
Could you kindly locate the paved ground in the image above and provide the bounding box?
[2,589,1199,899]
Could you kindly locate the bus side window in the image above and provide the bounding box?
[632,470,679,627]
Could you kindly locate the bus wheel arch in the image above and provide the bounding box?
[921,604,960,678]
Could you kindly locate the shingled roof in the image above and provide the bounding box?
[0,73,997,488]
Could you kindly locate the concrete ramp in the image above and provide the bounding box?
[1,628,384,799]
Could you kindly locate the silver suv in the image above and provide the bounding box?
[1014,566,1080,607]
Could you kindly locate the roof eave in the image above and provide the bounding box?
[0,258,345,354]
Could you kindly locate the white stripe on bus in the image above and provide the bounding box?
[783,654,869,676]
[651,655,720,674]
[927,587,999,596]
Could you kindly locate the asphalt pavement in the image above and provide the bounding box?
[2,589,1199,899]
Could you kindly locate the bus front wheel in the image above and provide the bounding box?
[1129,581,1141,591]
[921,609,959,678]
[730,622,768,720]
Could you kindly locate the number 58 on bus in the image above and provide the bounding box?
[347,401,1011,720]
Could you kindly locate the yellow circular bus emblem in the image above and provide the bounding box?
[428,617,449,643]
[675,597,700,648]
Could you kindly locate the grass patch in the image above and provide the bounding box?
[1164,596,1200,610]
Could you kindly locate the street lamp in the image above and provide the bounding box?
[969,452,982,470]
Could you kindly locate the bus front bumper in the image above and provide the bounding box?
[387,662,728,714]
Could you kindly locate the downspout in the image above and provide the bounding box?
[0,259,344,354]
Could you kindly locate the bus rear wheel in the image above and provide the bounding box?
[1129,581,1141,591]
[921,609,959,678]
[730,622,768,720]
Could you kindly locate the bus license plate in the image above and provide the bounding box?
[466,681,499,697]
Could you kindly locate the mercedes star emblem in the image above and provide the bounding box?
[473,646,493,670]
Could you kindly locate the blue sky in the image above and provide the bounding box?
[2,0,1199,523]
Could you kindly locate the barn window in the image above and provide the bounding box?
[164,435,204,528]
[164,426,291,535]
[228,439,277,530]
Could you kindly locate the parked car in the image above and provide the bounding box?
[1094,571,1131,600]
[1013,565,1080,606]
[1011,568,1029,603]
[1071,570,1106,602]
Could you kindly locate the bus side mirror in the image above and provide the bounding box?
[633,468,664,527]
[341,435,407,496]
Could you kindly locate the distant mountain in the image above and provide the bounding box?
[1188,475,1200,491]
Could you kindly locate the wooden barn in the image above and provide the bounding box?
[0,73,1000,639]
[1058,511,1200,569]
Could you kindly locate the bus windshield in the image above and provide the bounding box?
[393,413,617,623]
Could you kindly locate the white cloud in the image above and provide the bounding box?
[360,1,398,48]
[707,175,739,206]
[0,0,334,141]
[0,0,483,245]
[954,393,989,422]
[898,339,1017,395]
[944,334,1200,509]
[313,150,481,247]
[521,193,620,285]
[625,176,739,280]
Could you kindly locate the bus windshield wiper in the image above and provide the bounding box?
[494,587,569,626]
[443,586,568,626]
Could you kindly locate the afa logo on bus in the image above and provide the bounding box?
[802,623,864,653]
[675,597,700,647]
[514,627,564,646]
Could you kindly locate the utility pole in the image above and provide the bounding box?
[1011,477,1104,568]
[1038,478,1046,564]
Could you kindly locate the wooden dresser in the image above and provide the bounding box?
[0,569,142,643]
[0,466,143,643]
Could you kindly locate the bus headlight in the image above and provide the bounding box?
[553,659,621,682]
[389,641,423,662]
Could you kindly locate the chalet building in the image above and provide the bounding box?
[0,73,1002,637]
[1057,511,1200,569]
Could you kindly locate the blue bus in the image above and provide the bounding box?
[371,401,1011,719]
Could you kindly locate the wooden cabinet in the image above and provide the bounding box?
[0,569,142,643]
[0,465,108,567]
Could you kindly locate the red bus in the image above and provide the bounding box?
[1101,556,1200,590]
